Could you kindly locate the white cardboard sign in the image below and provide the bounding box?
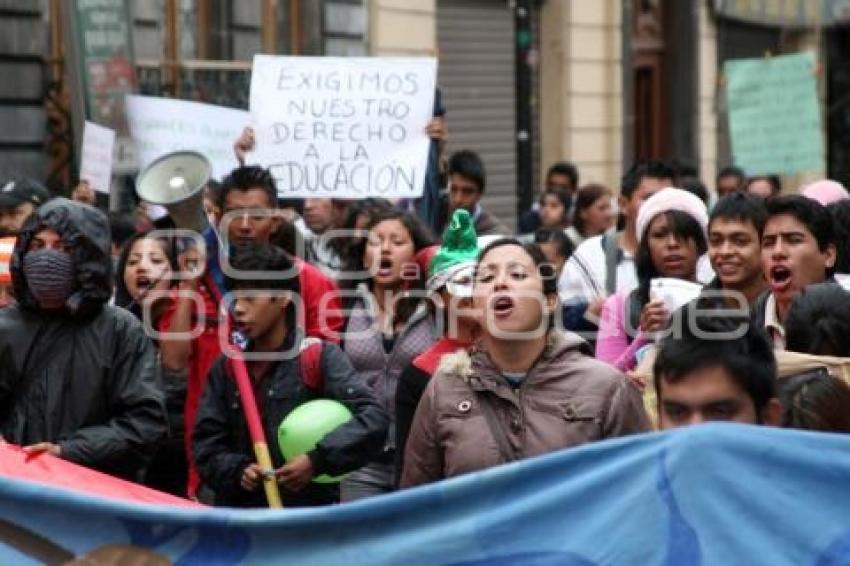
[250,55,437,198]
[80,121,116,194]
[126,94,249,180]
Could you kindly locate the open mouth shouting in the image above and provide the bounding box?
[490,295,515,319]
[768,264,793,294]
[132,274,155,299]
[377,257,394,277]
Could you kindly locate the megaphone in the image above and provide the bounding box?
[136,150,212,233]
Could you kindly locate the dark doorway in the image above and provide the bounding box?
[827,27,850,186]
[629,0,698,168]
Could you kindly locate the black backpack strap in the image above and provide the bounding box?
[604,232,623,295]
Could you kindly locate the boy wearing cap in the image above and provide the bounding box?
[0,177,50,237]
[394,209,480,483]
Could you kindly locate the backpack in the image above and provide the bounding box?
[227,336,325,393]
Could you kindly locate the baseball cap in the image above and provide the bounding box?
[0,177,50,209]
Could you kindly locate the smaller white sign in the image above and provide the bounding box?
[650,278,703,314]
[126,94,249,180]
[80,121,116,194]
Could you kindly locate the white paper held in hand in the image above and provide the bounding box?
[649,278,703,313]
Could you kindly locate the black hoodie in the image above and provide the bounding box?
[0,199,167,479]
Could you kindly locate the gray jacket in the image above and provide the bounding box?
[342,287,436,449]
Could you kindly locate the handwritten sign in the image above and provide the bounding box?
[125,94,249,180]
[79,121,116,194]
[724,52,824,176]
[250,55,437,198]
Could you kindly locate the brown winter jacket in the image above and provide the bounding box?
[400,331,649,487]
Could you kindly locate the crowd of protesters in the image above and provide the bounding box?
[0,116,849,509]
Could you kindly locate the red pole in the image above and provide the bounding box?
[207,273,282,508]
[225,347,283,508]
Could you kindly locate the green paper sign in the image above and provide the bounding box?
[724,52,824,175]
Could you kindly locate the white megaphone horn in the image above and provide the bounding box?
[136,150,212,233]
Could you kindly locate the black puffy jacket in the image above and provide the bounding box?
[0,199,167,479]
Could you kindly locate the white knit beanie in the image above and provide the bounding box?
[635,187,708,243]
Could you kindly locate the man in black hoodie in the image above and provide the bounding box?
[0,198,166,480]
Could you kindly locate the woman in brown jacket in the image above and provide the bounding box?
[400,238,649,487]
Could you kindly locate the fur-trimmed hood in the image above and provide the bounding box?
[436,330,593,383]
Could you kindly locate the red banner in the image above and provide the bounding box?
[0,444,201,508]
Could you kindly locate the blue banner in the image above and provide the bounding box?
[1,423,850,564]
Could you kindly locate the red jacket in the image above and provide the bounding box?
[294,257,343,343]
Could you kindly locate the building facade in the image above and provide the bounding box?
[0,0,841,226]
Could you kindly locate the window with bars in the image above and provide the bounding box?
[130,0,367,109]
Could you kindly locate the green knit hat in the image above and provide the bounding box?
[427,209,479,294]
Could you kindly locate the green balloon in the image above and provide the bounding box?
[278,399,353,484]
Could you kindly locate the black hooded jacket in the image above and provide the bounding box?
[0,199,167,479]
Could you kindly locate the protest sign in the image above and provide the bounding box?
[724,52,824,175]
[125,94,249,180]
[250,55,437,198]
[79,121,116,194]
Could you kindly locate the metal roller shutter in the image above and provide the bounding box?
[0,4,48,182]
[437,0,517,233]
